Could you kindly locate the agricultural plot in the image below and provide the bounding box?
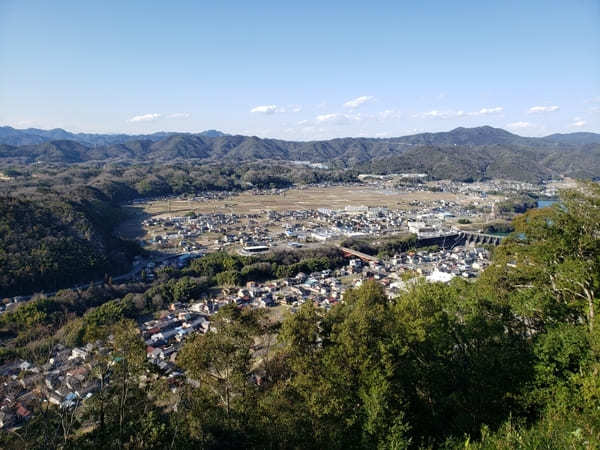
[133,185,491,218]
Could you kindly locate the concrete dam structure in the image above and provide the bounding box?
[416,231,504,249]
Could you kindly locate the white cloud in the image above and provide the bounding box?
[128,113,161,123]
[570,117,587,127]
[528,105,559,113]
[506,121,534,129]
[343,95,374,109]
[414,109,466,119]
[469,106,504,116]
[316,113,350,124]
[314,113,363,125]
[414,106,503,119]
[167,112,190,119]
[251,105,279,114]
[250,104,300,114]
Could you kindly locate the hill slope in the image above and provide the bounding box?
[0,187,140,297]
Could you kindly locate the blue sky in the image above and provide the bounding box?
[1,0,598,139]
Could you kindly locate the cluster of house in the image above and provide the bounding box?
[0,342,105,429]
[142,197,493,254]
[356,174,545,197]
[241,246,491,306]
[144,212,272,251]
[430,179,541,196]
[137,243,492,379]
[134,274,347,379]
[142,307,209,374]
[138,178,553,252]
[387,246,490,286]
[0,239,491,429]
[130,190,233,206]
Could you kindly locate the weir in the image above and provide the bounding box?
[415,231,504,249]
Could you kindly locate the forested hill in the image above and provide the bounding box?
[1,126,600,182]
[0,188,140,297]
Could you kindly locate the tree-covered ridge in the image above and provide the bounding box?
[0,182,598,449]
[1,126,600,181]
[1,162,358,202]
[0,192,138,297]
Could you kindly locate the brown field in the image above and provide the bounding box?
[116,185,500,240]
[134,185,493,217]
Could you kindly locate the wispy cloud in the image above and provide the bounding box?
[506,121,534,130]
[316,113,351,124]
[314,113,364,125]
[251,105,279,114]
[128,113,161,123]
[167,112,190,119]
[414,109,466,119]
[343,95,374,109]
[250,104,300,114]
[570,117,587,128]
[414,106,503,119]
[528,105,559,113]
[469,106,504,116]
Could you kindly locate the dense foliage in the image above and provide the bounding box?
[1,162,358,203]
[495,194,538,214]
[0,193,138,297]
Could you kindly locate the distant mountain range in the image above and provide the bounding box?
[1,125,599,182]
[0,126,226,147]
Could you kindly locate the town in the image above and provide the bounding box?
[0,177,566,430]
[0,236,491,428]
[132,176,561,255]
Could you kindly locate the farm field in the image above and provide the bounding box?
[130,185,494,217]
[116,184,501,241]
